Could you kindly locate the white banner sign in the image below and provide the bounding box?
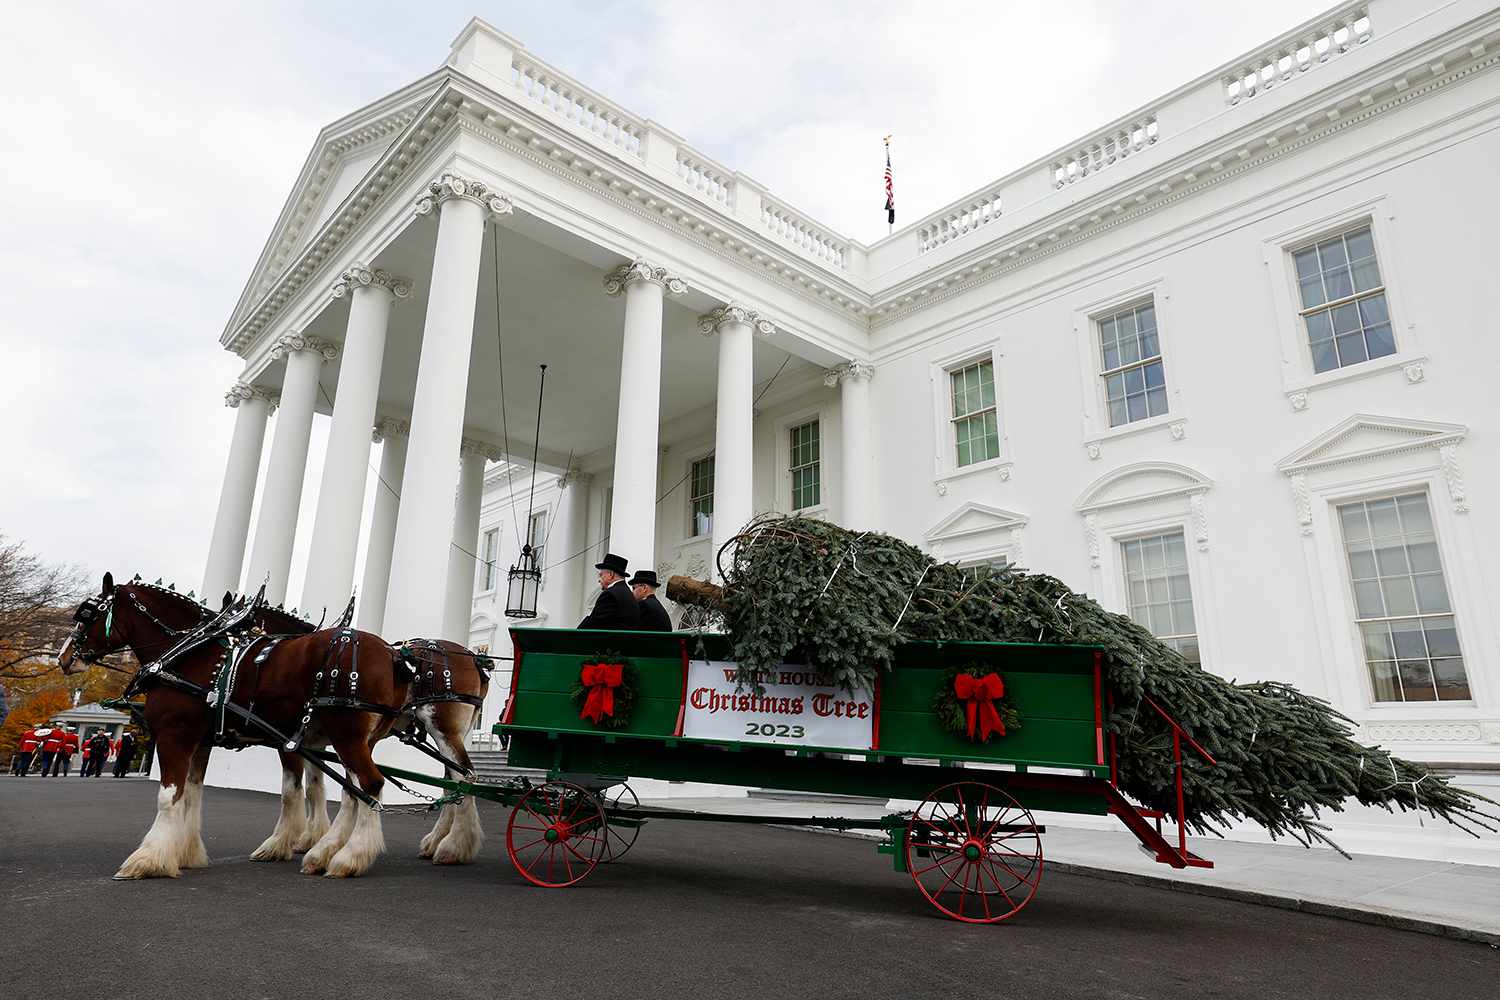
[682,660,874,751]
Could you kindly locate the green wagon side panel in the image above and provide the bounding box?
[499,628,1108,799]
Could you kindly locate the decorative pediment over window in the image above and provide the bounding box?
[1074,462,1212,513]
[924,503,1029,565]
[1274,414,1467,476]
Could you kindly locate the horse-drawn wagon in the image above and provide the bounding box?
[464,625,1215,924]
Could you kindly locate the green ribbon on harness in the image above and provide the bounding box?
[104,604,113,639]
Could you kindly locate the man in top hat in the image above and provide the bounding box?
[578,553,640,630]
[629,570,673,632]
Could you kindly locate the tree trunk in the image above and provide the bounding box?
[665,575,722,609]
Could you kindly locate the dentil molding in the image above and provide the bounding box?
[270,333,339,362]
[698,303,776,337]
[332,263,413,300]
[224,381,279,410]
[603,257,688,297]
[413,171,515,220]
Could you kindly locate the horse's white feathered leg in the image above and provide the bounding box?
[296,760,329,852]
[114,783,187,879]
[325,790,385,878]
[302,789,356,875]
[251,765,306,862]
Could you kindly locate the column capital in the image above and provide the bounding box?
[271,332,339,363]
[603,257,688,297]
[459,435,504,461]
[371,416,410,443]
[332,263,413,301]
[558,468,594,490]
[697,303,776,337]
[224,381,279,410]
[414,172,514,221]
[823,360,876,388]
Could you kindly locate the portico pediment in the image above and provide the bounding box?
[1275,414,1468,475]
[1074,462,1211,512]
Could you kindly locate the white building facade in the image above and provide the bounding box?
[205,1,1500,859]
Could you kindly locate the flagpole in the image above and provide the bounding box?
[883,134,894,237]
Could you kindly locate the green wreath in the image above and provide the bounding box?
[932,662,1021,744]
[569,651,638,729]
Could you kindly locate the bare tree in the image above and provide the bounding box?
[0,536,88,680]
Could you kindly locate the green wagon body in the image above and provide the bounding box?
[498,627,1109,815]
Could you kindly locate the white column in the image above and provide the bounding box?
[244,334,338,605]
[355,418,408,633]
[700,304,773,578]
[603,258,686,572]
[202,382,276,600]
[300,265,411,620]
[826,361,877,529]
[442,440,494,643]
[543,470,591,622]
[384,173,513,640]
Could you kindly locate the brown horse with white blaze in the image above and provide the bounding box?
[59,573,411,879]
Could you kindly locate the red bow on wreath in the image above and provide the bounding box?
[579,662,624,724]
[953,672,1006,741]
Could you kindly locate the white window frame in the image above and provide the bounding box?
[1277,418,1492,725]
[774,406,832,517]
[1070,277,1187,458]
[929,342,1012,491]
[478,527,499,593]
[686,449,716,540]
[1260,196,1426,410]
[527,509,548,578]
[1118,528,1201,666]
[1076,463,1218,667]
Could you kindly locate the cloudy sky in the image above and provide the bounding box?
[0,0,1323,605]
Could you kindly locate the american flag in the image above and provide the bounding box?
[883,136,895,225]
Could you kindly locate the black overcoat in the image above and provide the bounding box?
[636,594,672,632]
[578,580,641,630]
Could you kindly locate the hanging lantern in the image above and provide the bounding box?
[506,543,543,619]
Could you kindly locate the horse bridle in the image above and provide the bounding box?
[68,588,212,664]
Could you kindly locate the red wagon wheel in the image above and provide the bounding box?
[506,780,609,888]
[905,780,1043,923]
[601,782,641,863]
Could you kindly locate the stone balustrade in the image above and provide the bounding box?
[676,147,734,209]
[1052,116,1159,189]
[761,197,850,269]
[1223,5,1372,105]
[917,187,1005,253]
[511,51,644,157]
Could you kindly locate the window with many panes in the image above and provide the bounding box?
[789,420,821,510]
[689,456,714,537]
[480,528,498,591]
[950,359,1000,467]
[528,511,547,578]
[1098,300,1168,426]
[960,556,1010,584]
[1121,531,1200,666]
[1293,225,1394,374]
[1337,493,1468,702]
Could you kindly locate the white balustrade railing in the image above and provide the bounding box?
[761,198,849,269]
[511,53,644,157]
[1052,116,1159,189]
[917,187,1005,253]
[1223,6,1372,105]
[676,149,734,208]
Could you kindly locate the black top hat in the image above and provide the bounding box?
[594,553,629,577]
[629,570,661,589]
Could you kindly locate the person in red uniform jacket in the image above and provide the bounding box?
[13,727,40,775]
[38,726,64,776]
[57,728,80,776]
